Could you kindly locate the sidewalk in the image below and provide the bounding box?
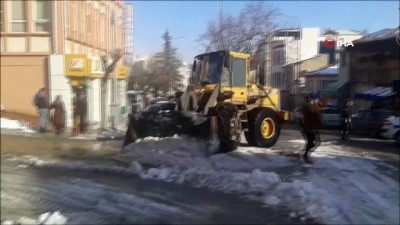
[1,111,127,141]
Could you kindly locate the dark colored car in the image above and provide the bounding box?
[144,101,177,115]
[351,110,399,137]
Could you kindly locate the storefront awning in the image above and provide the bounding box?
[354,86,397,101]
[324,80,347,92]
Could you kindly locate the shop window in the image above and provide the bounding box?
[0,1,4,32]
[34,0,50,32]
[10,0,26,32]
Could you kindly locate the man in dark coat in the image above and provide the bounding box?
[341,99,353,140]
[301,96,327,163]
[77,92,88,132]
[33,88,49,132]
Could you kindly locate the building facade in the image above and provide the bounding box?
[264,27,363,110]
[1,0,130,128]
[265,28,320,90]
[301,65,338,96]
[320,27,400,112]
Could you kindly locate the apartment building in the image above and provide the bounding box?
[265,28,320,90]
[1,0,130,127]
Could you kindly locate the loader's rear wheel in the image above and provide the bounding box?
[215,102,240,153]
[244,113,257,146]
[251,108,280,148]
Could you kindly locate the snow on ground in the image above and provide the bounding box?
[3,135,399,225]
[117,136,399,225]
[2,211,67,225]
[0,118,35,133]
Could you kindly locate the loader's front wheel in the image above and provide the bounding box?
[251,108,280,148]
[215,102,240,153]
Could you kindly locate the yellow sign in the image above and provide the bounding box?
[88,58,105,79]
[116,65,129,80]
[65,54,89,77]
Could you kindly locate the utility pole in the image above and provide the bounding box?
[110,0,119,129]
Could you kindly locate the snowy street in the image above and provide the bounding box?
[1,125,399,224]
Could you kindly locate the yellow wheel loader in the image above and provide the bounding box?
[123,50,290,153]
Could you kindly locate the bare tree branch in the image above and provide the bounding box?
[198,2,295,56]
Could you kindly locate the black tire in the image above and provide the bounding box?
[395,132,400,147]
[250,108,281,148]
[244,112,257,146]
[244,131,257,146]
[368,129,378,138]
[215,102,240,153]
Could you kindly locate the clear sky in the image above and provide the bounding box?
[129,0,399,63]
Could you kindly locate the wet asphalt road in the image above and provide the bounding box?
[1,132,316,224]
[274,124,399,168]
[1,125,398,224]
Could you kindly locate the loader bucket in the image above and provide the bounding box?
[122,111,210,150]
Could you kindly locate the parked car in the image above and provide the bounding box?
[380,116,400,146]
[291,107,302,124]
[321,107,341,128]
[351,110,399,137]
[144,101,177,115]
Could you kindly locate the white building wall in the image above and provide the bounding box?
[118,79,128,126]
[87,79,101,128]
[300,28,320,60]
[48,55,73,127]
[179,64,191,87]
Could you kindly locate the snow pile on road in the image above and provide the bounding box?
[3,135,398,225]
[2,211,67,225]
[118,136,399,225]
[134,134,180,143]
[0,118,35,133]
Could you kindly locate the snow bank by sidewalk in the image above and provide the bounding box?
[2,211,67,225]
[1,118,35,133]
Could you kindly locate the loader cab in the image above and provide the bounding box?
[191,51,250,103]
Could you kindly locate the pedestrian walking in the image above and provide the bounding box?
[301,96,327,163]
[77,92,88,132]
[50,95,66,135]
[341,99,353,140]
[33,88,49,132]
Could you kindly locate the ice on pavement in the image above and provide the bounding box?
[3,135,399,225]
[2,211,67,225]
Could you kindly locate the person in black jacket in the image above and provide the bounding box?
[33,88,49,132]
[341,99,353,140]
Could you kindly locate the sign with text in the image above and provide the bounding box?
[65,54,89,77]
[116,65,129,80]
[324,36,354,49]
[89,57,105,79]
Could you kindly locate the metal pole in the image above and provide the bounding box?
[110,0,118,129]
[112,0,117,105]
